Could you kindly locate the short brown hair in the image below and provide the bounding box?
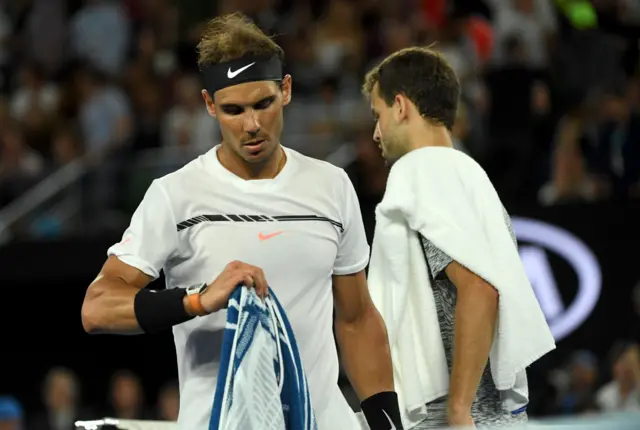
[196,13,284,68]
[362,47,460,130]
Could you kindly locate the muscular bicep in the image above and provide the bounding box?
[332,270,373,324]
[87,255,153,298]
[82,256,155,334]
[94,255,153,289]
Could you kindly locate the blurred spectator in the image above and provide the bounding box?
[366,17,417,71]
[74,65,132,220]
[106,370,152,420]
[282,27,324,96]
[551,350,599,415]
[155,380,179,422]
[538,109,598,205]
[162,73,219,154]
[488,0,557,69]
[69,0,131,77]
[130,78,163,152]
[75,66,132,155]
[125,26,161,91]
[435,10,481,98]
[225,0,281,35]
[555,0,628,104]
[0,396,22,430]
[313,0,364,79]
[596,342,640,412]
[10,62,60,123]
[0,124,44,206]
[10,62,60,156]
[50,125,82,169]
[22,0,67,76]
[29,367,90,430]
[125,25,177,93]
[585,86,640,201]
[484,34,550,199]
[285,75,367,158]
[135,0,180,52]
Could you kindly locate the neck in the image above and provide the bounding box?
[407,120,453,151]
[218,144,285,180]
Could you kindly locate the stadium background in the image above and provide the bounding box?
[0,0,639,428]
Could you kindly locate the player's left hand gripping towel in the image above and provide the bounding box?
[209,286,318,430]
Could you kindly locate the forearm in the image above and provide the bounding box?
[335,307,394,400]
[449,284,498,412]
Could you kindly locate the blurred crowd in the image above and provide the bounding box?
[1,340,639,429]
[0,0,639,235]
[1,0,640,428]
[541,341,640,416]
[1,368,180,429]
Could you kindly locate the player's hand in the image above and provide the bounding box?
[201,260,268,314]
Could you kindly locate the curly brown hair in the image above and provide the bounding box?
[362,47,460,130]
[196,12,284,69]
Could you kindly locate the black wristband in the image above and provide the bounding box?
[134,288,193,334]
[360,391,404,430]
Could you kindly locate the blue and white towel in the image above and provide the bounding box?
[209,286,318,430]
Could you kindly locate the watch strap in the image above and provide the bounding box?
[187,284,208,316]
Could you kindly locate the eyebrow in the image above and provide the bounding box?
[219,95,276,109]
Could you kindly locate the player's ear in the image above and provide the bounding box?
[281,75,292,106]
[394,93,409,122]
[202,90,217,118]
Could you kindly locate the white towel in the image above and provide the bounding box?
[367,147,556,428]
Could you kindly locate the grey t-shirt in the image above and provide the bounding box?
[414,213,528,428]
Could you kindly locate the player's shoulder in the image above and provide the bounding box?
[400,146,478,166]
[393,146,486,179]
[151,152,209,193]
[285,146,350,183]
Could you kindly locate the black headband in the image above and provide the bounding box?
[201,55,283,95]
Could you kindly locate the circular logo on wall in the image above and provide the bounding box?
[512,217,602,342]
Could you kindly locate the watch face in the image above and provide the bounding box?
[187,283,206,295]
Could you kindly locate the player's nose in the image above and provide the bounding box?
[243,110,261,134]
[373,123,381,143]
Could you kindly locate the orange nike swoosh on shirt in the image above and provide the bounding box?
[258,231,284,241]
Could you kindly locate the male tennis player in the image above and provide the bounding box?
[362,47,555,429]
[81,13,403,430]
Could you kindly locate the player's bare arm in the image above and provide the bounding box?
[82,256,268,335]
[333,270,403,429]
[81,256,152,335]
[333,270,393,398]
[445,261,499,424]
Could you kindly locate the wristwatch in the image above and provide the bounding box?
[186,283,208,316]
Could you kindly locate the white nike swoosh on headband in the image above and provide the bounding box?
[227,62,256,79]
[382,410,396,430]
